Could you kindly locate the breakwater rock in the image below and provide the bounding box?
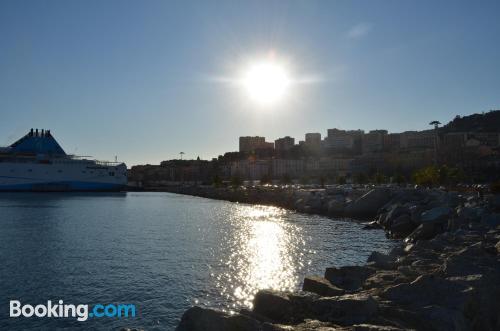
[175,187,500,331]
[155,185,397,219]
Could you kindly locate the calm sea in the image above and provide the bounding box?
[0,192,395,330]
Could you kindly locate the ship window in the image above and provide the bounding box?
[82,171,86,173]
[28,169,33,172]
[109,172,115,176]
[58,170,62,173]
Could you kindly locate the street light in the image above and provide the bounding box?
[429,121,441,165]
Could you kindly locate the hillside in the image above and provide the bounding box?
[441,110,500,133]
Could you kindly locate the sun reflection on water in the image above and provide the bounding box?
[216,205,307,309]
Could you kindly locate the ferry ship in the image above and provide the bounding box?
[0,129,127,191]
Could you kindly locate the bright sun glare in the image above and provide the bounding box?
[242,62,290,106]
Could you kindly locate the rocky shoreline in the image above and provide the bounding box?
[140,184,395,220]
[170,185,500,331]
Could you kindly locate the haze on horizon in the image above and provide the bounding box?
[1,0,499,166]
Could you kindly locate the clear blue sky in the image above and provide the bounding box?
[1,0,499,165]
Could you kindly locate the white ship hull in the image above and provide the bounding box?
[0,161,127,191]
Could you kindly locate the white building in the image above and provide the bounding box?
[231,160,270,180]
[271,159,304,178]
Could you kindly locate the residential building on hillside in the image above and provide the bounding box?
[274,136,295,152]
[362,130,387,154]
[231,159,270,180]
[271,159,304,178]
[324,129,355,150]
[305,133,321,151]
[400,130,436,149]
[239,136,274,152]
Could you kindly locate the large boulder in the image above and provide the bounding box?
[405,222,446,242]
[344,188,393,218]
[490,194,500,212]
[442,242,498,277]
[383,205,410,226]
[420,206,453,224]
[305,195,324,213]
[303,276,345,296]
[480,213,500,228]
[387,214,417,239]
[327,199,345,216]
[363,270,410,290]
[381,274,472,308]
[350,323,407,331]
[366,251,395,270]
[324,266,376,291]
[253,290,296,323]
[270,320,338,330]
[309,294,379,325]
[326,187,345,195]
[252,290,379,326]
[456,206,484,223]
[413,305,467,331]
[176,306,261,331]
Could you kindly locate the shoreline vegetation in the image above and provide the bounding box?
[124,184,500,331]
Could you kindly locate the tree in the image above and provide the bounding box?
[260,174,272,185]
[354,173,368,184]
[429,120,441,129]
[394,173,406,185]
[212,174,223,188]
[319,175,327,188]
[230,175,243,188]
[412,166,439,186]
[491,180,500,194]
[373,172,387,184]
[336,175,346,185]
[299,176,310,185]
[438,165,464,185]
[280,174,292,185]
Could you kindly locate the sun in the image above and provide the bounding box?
[242,61,291,106]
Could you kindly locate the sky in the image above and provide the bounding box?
[1,0,499,165]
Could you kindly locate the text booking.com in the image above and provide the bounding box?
[10,300,136,322]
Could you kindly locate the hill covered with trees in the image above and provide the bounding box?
[441,109,500,133]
